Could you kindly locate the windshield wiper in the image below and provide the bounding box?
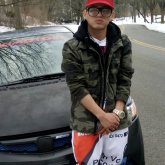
[0,72,65,87]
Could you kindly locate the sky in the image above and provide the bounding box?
[0,16,165,34]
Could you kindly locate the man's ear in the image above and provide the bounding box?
[83,9,87,20]
[110,10,115,22]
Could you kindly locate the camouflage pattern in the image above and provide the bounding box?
[61,21,134,133]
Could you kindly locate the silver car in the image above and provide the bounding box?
[0,26,75,165]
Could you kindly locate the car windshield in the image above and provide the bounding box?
[0,32,72,86]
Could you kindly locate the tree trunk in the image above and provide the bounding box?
[13,0,23,29]
[158,1,165,24]
[150,10,154,23]
[133,6,136,23]
[160,9,164,23]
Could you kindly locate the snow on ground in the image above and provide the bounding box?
[0,16,165,34]
[113,16,165,34]
[0,26,15,33]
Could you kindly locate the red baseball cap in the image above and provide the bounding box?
[85,0,114,9]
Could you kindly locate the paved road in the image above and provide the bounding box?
[121,24,165,165]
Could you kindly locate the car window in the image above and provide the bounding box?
[0,32,72,85]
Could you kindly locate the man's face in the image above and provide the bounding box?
[83,4,114,30]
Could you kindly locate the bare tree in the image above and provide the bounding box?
[12,0,24,29]
[158,0,165,23]
[140,0,149,23]
[46,0,85,24]
[0,0,6,25]
[1,0,164,29]
[146,0,157,23]
[128,0,140,22]
[70,0,84,24]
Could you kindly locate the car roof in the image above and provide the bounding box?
[0,25,74,40]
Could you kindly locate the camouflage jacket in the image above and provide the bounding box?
[61,20,134,133]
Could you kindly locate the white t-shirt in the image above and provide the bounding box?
[90,36,106,46]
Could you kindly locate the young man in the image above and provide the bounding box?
[62,0,134,164]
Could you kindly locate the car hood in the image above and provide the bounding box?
[0,78,71,137]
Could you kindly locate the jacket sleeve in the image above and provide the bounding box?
[116,35,134,103]
[61,39,89,102]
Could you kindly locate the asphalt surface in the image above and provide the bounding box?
[121,24,165,165]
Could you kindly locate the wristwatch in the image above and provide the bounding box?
[113,109,125,119]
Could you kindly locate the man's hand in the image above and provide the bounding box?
[80,95,122,135]
[97,112,120,135]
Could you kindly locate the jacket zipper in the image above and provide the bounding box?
[101,42,111,110]
[90,45,108,133]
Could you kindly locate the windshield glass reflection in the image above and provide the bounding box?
[0,33,72,85]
